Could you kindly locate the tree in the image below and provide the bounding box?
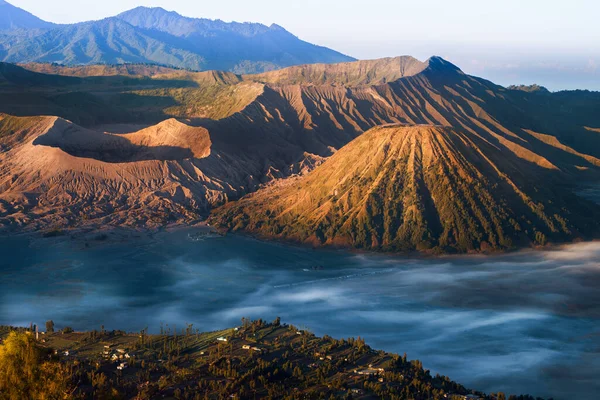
[534,231,547,246]
[45,320,55,334]
[0,331,73,399]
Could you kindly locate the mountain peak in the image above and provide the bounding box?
[119,6,180,18]
[507,84,551,94]
[425,56,462,73]
[269,23,287,31]
[209,122,599,253]
[116,5,274,38]
[0,0,54,30]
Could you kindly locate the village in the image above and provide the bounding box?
[0,322,518,399]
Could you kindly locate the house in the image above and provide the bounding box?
[111,354,119,361]
[296,331,303,335]
[124,353,131,359]
[326,355,333,361]
[117,349,126,354]
[354,368,381,376]
[251,347,262,352]
[217,337,228,342]
[242,345,251,350]
[368,364,385,372]
[117,362,128,370]
[63,351,70,357]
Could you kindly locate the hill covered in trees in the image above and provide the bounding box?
[0,320,550,400]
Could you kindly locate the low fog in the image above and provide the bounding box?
[1,232,599,399]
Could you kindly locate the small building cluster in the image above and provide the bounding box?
[103,345,131,362]
[242,344,262,352]
[354,365,385,376]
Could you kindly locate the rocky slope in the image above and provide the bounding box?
[248,56,429,85]
[209,124,600,253]
[2,56,600,249]
[0,115,237,229]
[0,113,323,231]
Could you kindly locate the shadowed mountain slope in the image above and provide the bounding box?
[8,56,600,162]
[210,124,600,253]
[18,63,185,77]
[200,56,600,165]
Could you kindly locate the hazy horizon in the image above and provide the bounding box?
[7,0,600,91]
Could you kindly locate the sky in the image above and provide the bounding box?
[10,0,600,90]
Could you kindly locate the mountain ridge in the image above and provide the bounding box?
[0,3,355,73]
[2,56,600,251]
[247,55,430,86]
[0,0,55,31]
[116,6,286,37]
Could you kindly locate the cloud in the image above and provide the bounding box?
[3,234,600,399]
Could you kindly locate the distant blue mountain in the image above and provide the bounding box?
[0,0,55,31]
[0,3,355,72]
